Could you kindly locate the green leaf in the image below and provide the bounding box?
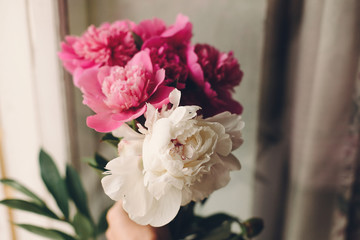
[73,212,94,239]
[131,31,143,50]
[198,213,238,231]
[97,206,111,235]
[187,213,239,240]
[82,157,97,168]
[65,165,91,220]
[126,119,141,131]
[39,149,69,219]
[84,162,105,172]
[201,221,232,240]
[169,202,196,239]
[241,217,264,238]
[337,194,349,214]
[101,133,121,147]
[16,224,75,240]
[227,234,245,240]
[95,153,109,171]
[0,178,45,206]
[201,198,208,205]
[0,199,59,220]
[83,154,109,172]
[53,230,78,240]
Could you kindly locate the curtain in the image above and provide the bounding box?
[253,0,360,239]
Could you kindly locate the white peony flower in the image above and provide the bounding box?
[102,89,244,227]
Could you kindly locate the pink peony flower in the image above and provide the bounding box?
[132,18,167,42]
[159,13,192,45]
[185,44,243,117]
[133,14,192,45]
[144,40,191,89]
[77,50,174,132]
[59,20,138,86]
[134,14,193,89]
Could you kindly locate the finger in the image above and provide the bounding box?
[105,229,115,240]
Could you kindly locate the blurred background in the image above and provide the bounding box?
[0,0,359,240]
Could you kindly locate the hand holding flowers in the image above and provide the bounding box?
[106,201,171,240]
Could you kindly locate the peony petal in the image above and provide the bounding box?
[76,68,109,113]
[206,112,244,130]
[103,139,182,227]
[147,86,174,109]
[102,155,140,200]
[129,185,182,227]
[206,112,244,150]
[76,68,100,95]
[145,172,184,200]
[122,177,154,220]
[101,172,125,200]
[145,68,166,98]
[142,118,172,171]
[58,37,78,74]
[143,103,158,132]
[112,123,144,140]
[187,46,204,86]
[72,67,84,87]
[189,155,232,202]
[87,112,122,133]
[154,69,166,90]
[111,104,147,121]
[117,139,143,157]
[141,36,164,50]
[102,155,153,218]
[127,50,153,73]
[123,187,154,223]
[96,66,112,85]
[169,106,200,124]
[161,14,192,43]
[221,97,243,115]
[111,20,136,32]
[214,136,232,156]
[222,153,241,171]
[72,62,102,86]
[133,18,167,41]
[145,187,182,227]
[168,89,181,109]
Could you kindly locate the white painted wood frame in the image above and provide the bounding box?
[0,0,73,239]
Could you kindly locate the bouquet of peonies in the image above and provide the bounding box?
[1,14,263,240]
